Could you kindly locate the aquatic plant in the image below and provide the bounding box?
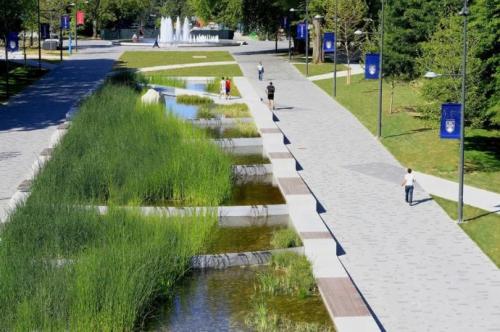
[145,75,186,88]
[197,103,250,119]
[32,84,232,206]
[245,295,334,332]
[271,228,303,249]
[257,252,316,299]
[176,94,213,105]
[0,203,217,330]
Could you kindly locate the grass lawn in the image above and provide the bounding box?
[293,63,348,76]
[432,196,500,267]
[144,64,243,78]
[0,61,47,102]
[314,74,500,193]
[117,51,235,69]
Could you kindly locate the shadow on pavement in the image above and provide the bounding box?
[0,58,115,132]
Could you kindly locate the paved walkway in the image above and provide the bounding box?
[302,64,364,81]
[0,44,121,221]
[414,171,500,214]
[233,51,500,331]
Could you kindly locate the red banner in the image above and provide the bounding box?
[76,11,85,25]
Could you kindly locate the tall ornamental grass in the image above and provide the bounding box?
[33,83,232,206]
[0,78,231,330]
[0,201,217,330]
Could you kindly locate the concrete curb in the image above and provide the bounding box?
[191,247,304,269]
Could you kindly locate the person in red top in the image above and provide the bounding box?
[225,78,231,100]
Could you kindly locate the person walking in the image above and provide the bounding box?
[225,78,231,100]
[266,82,275,110]
[401,168,416,205]
[153,36,160,48]
[219,77,226,99]
[257,62,264,81]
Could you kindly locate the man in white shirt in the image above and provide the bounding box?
[257,62,264,81]
[401,168,416,205]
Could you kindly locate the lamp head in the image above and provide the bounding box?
[423,71,440,79]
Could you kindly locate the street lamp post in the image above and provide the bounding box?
[377,0,385,139]
[333,0,338,97]
[305,0,309,76]
[422,1,469,224]
[457,0,469,223]
[288,14,292,61]
[37,0,41,70]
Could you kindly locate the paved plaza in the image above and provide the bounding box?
[233,50,500,331]
[0,41,499,331]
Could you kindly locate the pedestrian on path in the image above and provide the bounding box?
[266,82,275,110]
[401,168,416,205]
[258,61,264,81]
[219,77,226,99]
[225,78,231,100]
[153,36,160,48]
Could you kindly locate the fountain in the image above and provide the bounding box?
[182,17,190,42]
[118,16,238,47]
[175,16,182,42]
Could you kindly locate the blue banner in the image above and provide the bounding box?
[440,103,461,139]
[323,32,335,53]
[7,32,19,52]
[365,53,380,79]
[296,23,307,40]
[281,16,289,29]
[41,23,50,39]
[61,15,70,29]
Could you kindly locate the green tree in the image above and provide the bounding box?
[469,0,500,126]
[189,0,242,28]
[309,0,367,66]
[242,0,299,37]
[384,0,462,80]
[418,15,486,126]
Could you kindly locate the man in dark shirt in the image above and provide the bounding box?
[266,82,275,110]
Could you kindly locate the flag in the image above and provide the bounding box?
[323,32,335,53]
[296,23,307,40]
[7,32,19,52]
[76,11,85,25]
[365,53,380,79]
[440,103,461,139]
[61,15,70,29]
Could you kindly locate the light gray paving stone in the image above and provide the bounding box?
[233,51,500,332]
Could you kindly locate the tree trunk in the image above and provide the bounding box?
[92,19,98,39]
[275,30,278,53]
[312,19,323,64]
[389,80,395,114]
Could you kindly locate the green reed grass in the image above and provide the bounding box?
[0,77,231,329]
[0,202,217,330]
[271,228,303,249]
[145,75,186,88]
[257,252,316,299]
[176,94,213,105]
[197,103,250,119]
[32,84,231,206]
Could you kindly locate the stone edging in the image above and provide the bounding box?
[191,247,304,269]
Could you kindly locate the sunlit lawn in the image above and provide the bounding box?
[117,51,235,69]
[314,74,500,193]
[293,63,348,76]
[433,196,500,267]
